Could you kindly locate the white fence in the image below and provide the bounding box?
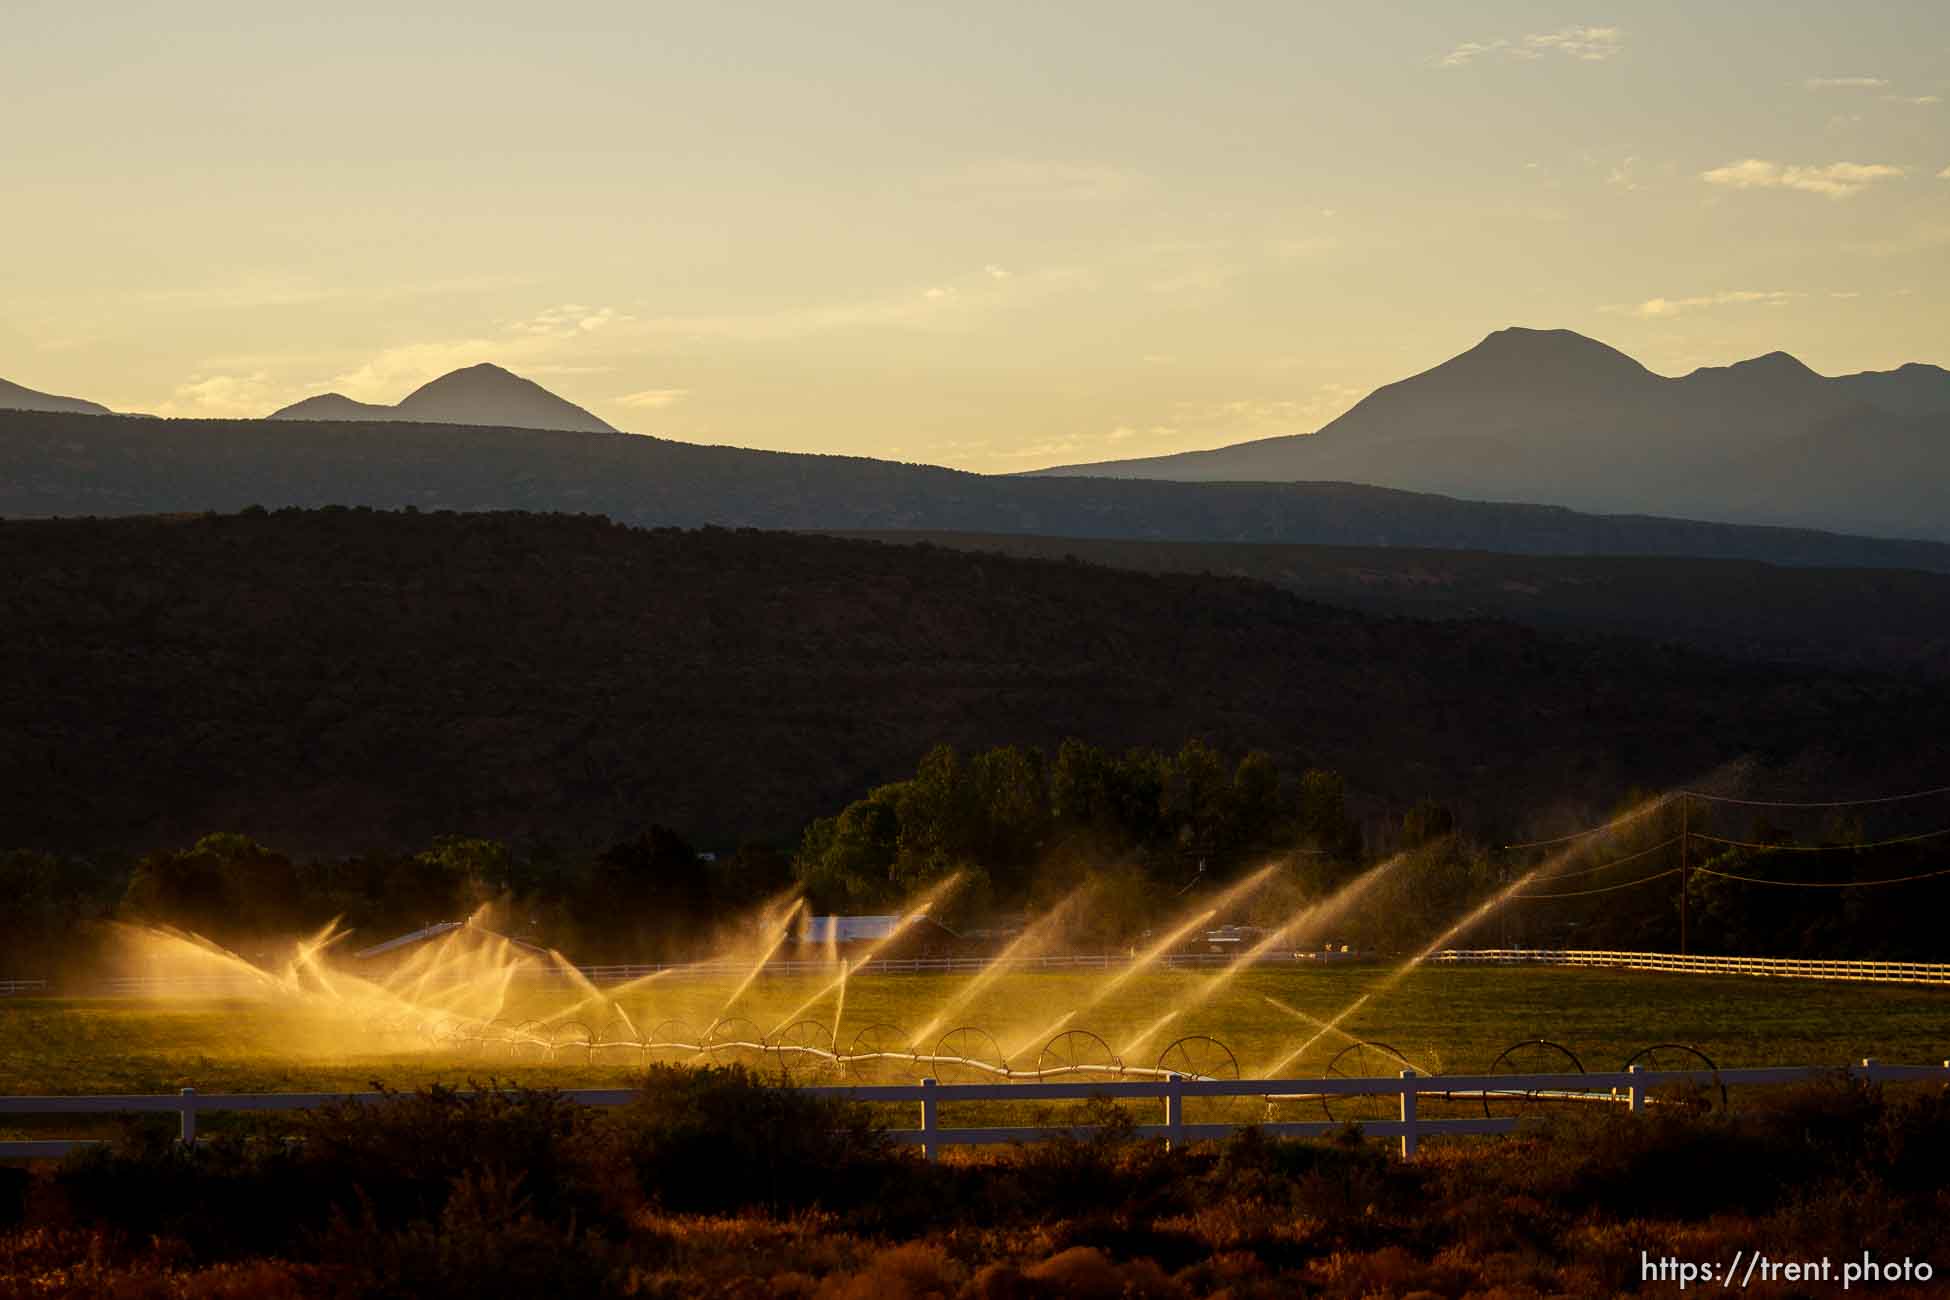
[0,980,48,998]
[4,1060,1945,1163]
[1435,949,1950,986]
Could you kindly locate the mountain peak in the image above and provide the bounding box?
[1467,326,1652,370]
[1681,350,1824,388]
[269,393,394,421]
[1728,351,1818,378]
[268,364,617,434]
[1396,326,1655,400]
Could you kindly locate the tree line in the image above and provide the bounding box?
[5,742,1947,974]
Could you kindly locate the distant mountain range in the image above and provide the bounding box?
[268,363,616,433]
[5,407,1950,572]
[0,377,111,417]
[1028,328,1950,540]
[6,327,1948,546]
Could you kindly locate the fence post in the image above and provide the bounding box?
[920,1077,938,1163]
[178,1087,197,1146]
[1165,1073,1184,1152]
[1627,1063,1645,1113]
[1398,1069,1417,1159]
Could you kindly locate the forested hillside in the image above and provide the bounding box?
[828,532,1950,677]
[3,509,1945,865]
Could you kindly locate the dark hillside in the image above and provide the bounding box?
[2,510,1945,858]
[7,410,1950,571]
[827,532,1950,677]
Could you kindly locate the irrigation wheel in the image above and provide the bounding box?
[647,1019,701,1062]
[1321,1040,1417,1123]
[931,1026,1008,1083]
[704,1017,768,1064]
[1483,1038,1588,1119]
[845,1024,918,1082]
[549,1021,595,1063]
[1159,1034,1248,1126]
[587,1006,645,1063]
[512,1019,551,1061]
[1036,1029,1121,1081]
[770,1019,839,1083]
[1621,1043,1726,1113]
[474,1017,513,1056]
[1157,1035,1239,1083]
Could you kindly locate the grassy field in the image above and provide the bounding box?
[4,962,1945,1106]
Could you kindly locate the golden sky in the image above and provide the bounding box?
[5,1,1946,471]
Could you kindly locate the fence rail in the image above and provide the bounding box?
[1434,949,1950,985]
[0,980,47,998]
[5,1060,1944,1162]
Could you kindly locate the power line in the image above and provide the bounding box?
[1679,784,1950,810]
[1693,864,1950,889]
[1527,835,1682,882]
[1691,826,1950,852]
[1505,781,1950,850]
[1504,797,1670,849]
[1517,867,1681,900]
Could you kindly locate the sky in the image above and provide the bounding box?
[4,0,1946,472]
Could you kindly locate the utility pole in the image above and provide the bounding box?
[1678,795,1689,955]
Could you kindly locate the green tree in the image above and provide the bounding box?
[1401,800,1456,851]
[1297,768,1361,861]
[119,833,301,941]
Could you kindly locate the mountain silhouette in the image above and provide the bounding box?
[268,363,616,433]
[1026,327,1950,535]
[0,376,110,416]
[8,406,1950,565]
[270,393,395,421]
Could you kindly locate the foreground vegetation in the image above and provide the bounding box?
[3,1066,1947,1297]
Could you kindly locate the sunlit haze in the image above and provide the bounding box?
[6,1,1946,471]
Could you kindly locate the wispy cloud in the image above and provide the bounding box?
[1440,25,1623,67]
[996,424,1184,464]
[1884,94,1942,106]
[152,371,288,418]
[1701,158,1906,198]
[1805,76,1888,90]
[616,388,689,410]
[509,304,635,337]
[1611,289,1802,319]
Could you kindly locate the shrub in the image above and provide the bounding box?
[610,1064,895,1214]
[55,1080,610,1258]
[295,1080,601,1229]
[319,1168,621,1300]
